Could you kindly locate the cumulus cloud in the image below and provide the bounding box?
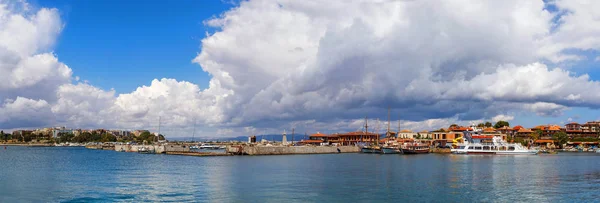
[491,115,515,123]
[5,0,600,137]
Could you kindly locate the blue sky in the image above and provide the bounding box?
[32,0,234,93]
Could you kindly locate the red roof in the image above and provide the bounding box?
[338,131,379,136]
[513,125,524,130]
[310,132,328,137]
[300,140,323,143]
[449,126,469,131]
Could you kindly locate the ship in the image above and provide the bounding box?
[451,131,538,155]
[381,146,401,154]
[401,142,430,154]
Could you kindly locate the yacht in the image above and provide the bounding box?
[452,132,538,155]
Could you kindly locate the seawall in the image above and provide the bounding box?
[227,145,360,155]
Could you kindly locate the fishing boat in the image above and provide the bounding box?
[451,131,537,155]
[401,142,430,154]
[361,145,382,153]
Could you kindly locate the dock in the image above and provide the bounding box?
[165,151,231,157]
[226,145,360,155]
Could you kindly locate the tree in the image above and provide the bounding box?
[477,123,485,127]
[449,124,458,128]
[493,121,510,129]
[57,133,75,143]
[1,130,5,142]
[553,132,569,148]
[484,122,492,128]
[101,133,117,142]
[530,132,539,141]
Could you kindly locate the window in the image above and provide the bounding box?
[474,147,482,150]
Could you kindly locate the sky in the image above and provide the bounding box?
[2,0,600,138]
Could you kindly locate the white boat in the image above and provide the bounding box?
[138,146,155,154]
[199,144,221,150]
[451,132,538,155]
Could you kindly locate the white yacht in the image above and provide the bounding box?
[452,132,538,155]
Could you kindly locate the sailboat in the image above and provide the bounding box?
[361,117,383,154]
[381,108,401,154]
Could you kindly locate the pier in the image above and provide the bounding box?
[226,145,360,155]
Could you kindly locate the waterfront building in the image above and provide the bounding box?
[299,132,339,145]
[431,131,462,147]
[336,131,379,146]
[515,128,533,139]
[52,127,73,138]
[565,122,581,131]
[482,127,497,134]
[581,121,600,133]
[531,125,562,139]
[398,129,417,139]
[419,130,432,139]
[497,126,514,136]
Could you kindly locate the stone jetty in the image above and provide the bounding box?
[226,145,360,155]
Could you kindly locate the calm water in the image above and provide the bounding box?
[1,147,600,202]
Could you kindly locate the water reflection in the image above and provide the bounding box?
[2,147,600,202]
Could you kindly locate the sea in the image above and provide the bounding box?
[1,146,600,202]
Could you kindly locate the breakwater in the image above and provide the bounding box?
[226,145,360,155]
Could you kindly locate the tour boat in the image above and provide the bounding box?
[381,146,401,154]
[401,142,430,154]
[451,132,538,155]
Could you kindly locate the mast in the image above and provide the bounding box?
[376,118,380,145]
[157,116,161,142]
[192,118,196,143]
[387,107,391,133]
[363,116,368,143]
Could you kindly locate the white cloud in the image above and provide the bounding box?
[5,0,600,137]
[491,115,515,122]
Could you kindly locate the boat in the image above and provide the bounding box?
[199,144,221,150]
[596,149,600,153]
[361,145,382,153]
[137,146,155,154]
[189,145,199,150]
[381,146,401,154]
[401,142,430,154]
[451,131,538,155]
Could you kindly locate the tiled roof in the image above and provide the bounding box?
[310,132,328,137]
[517,128,533,133]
